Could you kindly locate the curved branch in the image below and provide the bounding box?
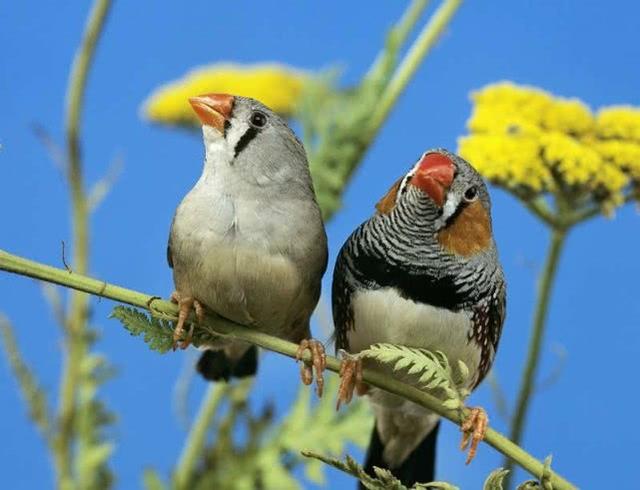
[0,248,577,490]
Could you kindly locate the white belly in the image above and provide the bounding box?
[348,287,480,411]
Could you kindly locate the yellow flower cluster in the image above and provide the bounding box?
[142,63,309,127]
[459,82,640,209]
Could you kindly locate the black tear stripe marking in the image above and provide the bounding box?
[223,119,231,136]
[351,252,468,311]
[233,127,258,159]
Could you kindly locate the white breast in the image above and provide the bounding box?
[348,287,480,395]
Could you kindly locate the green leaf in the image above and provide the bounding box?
[360,343,468,411]
[541,455,553,490]
[301,451,460,490]
[423,483,460,490]
[109,306,174,353]
[457,360,470,381]
[442,398,461,410]
[483,468,510,490]
[516,481,542,490]
[142,469,167,490]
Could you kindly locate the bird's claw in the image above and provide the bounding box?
[295,339,326,397]
[170,291,205,350]
[336,350,367,410]
[460,406,488,464]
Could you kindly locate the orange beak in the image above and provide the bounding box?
[410,153,455,206]
[188,93,234,132]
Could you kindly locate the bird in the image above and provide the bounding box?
[167,93,328,393]
[331,149,506,487]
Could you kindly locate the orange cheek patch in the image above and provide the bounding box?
[437,200,492,257]
[375,177,403,215]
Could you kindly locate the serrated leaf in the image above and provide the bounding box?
[109,306,174,353]
[360,343,468,412]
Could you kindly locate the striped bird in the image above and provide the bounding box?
[332,149,506,487]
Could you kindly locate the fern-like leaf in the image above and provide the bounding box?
[360,343,470,410]
[109,306,174,353]
[273,375,373,484]
[301,451,459,490]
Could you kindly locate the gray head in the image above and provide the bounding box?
[375,148,495,258]
[188,93,312,195]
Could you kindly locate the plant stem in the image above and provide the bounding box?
[0,315,53,443]
[364,0,430,79]
[0,249,577,490]
[519,195,560,229]
[55,0,112,488]
[563,191,637,227]
[502,228,568,488]
[173,384,227,490]
[368,0,463,137]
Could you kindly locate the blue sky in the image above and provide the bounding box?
[1,1,640,488]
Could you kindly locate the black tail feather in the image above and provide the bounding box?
[196,345,258,382]
[360,421,440,489]
[230,344,258,378]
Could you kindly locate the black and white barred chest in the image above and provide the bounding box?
[332,225,506,388]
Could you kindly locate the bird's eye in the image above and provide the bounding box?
[249,111,268,128]
[464,186,478,202]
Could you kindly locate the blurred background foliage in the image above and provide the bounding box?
[2,0,640,489]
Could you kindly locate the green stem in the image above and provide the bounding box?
[364,0,430,79]
[519,195,561,229]
[563,191,637,227]
[367,0,463,137]
[56,0,112,488]
[502,229,568,488]
[173,384,227,490]
[0,315,53,444]
[0,249,577,490]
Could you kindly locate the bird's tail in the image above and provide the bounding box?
[360,420,440,489]
[196,345,258,382]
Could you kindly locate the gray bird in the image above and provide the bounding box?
[332,149,506,486]
[168,93,328,391]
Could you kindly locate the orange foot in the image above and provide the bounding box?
[460,406,489,464]
[296,339,327,397]
[170,291,205,350]
[336,350,368,410]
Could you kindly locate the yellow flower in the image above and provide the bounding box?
[458,82,639,212]
[592,139,640,180]
[458,133,552,193]
[596,106,640,142]
[142,63,309,127]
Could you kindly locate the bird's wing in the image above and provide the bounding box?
[331,243,356,353]
[473,278,507,387]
